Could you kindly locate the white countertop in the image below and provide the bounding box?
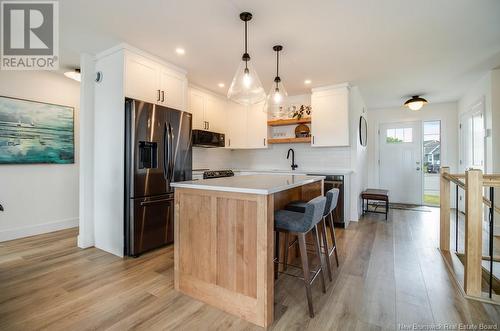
[171,174,325,195]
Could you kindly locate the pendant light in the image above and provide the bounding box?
[264,45,287,116]
[227,12,266,106]
[404,95,428,111]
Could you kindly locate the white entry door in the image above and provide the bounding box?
[379,121,423,204]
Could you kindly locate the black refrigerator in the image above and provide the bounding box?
[124,98,192,256]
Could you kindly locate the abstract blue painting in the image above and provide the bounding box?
[0,96,74,164]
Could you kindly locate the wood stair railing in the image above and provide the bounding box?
[440,167,500,303]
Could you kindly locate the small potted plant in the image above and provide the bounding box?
[292,105,312,120]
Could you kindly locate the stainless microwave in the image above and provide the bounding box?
[192,130,225,148]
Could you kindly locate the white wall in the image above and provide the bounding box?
[348,86,368,220]
[0,71,80,241]
[193,147,233,170]
[367,102,459,191]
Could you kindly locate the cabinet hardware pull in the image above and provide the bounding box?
[161,90,165,102]
[228,139,231,147]
[157,89,161,102]
[263,138,266,146]
[207,122,209,130]
[312,136,315,144]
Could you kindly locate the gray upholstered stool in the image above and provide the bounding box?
[274,195,327,318]
[285,188,340,281]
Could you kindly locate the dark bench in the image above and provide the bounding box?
[361,189,389,220]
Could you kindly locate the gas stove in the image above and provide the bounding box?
[203,170,234,179]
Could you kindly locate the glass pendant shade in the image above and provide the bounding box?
[263,45,287,117]
[264,80,288,117]
[227,60,266,105]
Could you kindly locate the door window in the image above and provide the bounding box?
[386,128,413,143]
[423,121,441,206]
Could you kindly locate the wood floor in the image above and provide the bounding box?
[1,208,499,330]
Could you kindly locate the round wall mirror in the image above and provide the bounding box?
[359,116,367,147]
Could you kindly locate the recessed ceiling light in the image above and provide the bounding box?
[64,69,81,82]
[175,48,185,55]
[218,83,225,88]
[304,79,312,85]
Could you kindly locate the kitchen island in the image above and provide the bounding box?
[171,174,324,327]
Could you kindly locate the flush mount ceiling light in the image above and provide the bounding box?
[64,68,81,82]
[264,45,288,115]
[304,79,312,85]
[404,95,428,111]
[175,47,185,55]
[227,12,266,106]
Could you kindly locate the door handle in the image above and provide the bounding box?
[161,90,165,102]
[140,198,173,206]
[163,123,170,180]
[157,89,161,102]
[167,123,175,182]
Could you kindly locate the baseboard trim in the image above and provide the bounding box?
[0,218,79,242]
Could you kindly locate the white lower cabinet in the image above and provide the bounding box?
[311,84,350,147]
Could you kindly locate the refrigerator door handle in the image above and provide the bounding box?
[140,198,174,206]
[168,123,175,182]
[163,123,168,180]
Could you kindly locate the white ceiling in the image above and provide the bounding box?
[60,0,500,109]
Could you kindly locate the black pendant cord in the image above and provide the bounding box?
[244,20,248,70]
[273,45,283,90]
[275,50,280,89]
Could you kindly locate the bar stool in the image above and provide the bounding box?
[285,188,340,281]
[274,195,327,318]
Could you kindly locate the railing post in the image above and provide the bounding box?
[440,166,451,251]
[464,169,483,297]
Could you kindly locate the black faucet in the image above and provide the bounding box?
[287,148,298,170]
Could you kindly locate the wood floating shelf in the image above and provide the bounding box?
[267,137,311,144]
[267,118,311,126]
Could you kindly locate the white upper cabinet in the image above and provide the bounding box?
[225,102,268,149]
[245,102,268,149]
[204,95,226,133]
[188,87,226,133]
[124,53,159,104]
[124,50,187,111]
[188,89,206,130]
[311,84,350,147]
[159,69,186,110]
[226,102,247,149]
